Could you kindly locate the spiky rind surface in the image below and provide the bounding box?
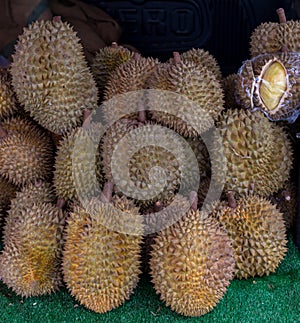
[0,201,65,297]
[10,18,98,134]
[62,196,142,313]
[148,61,224,136]
[212,109,293,197]
[0,177,17,210]
[150,210,235,317]
[0,118,54,186]
[222,74,240,109]
[0,69,17,119]
[214,196,287,279]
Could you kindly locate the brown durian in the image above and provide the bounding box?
[0,68,17,119]
[10,17,98,134]
[213,194,287,279]
[222,73,240,109]
[0,177,17,210]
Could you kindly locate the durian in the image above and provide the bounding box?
[10,17,98,134]
[0,68,17,119]
[0,177,17,210]
[148,52,225,136]
[150,196,235,317]
[212,108,293,197]
[62,190,143,313]
[222,73,240,109]
[213,194,287,279]
[250,8,300,57]
[235,52,300,122]
[0,117,54,186]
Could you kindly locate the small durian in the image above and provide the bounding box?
[213,193,287,279]
[150,193,235,317]
[0,68,17,119]
[148,52,225,136]
[212,108,293,197]
[91,43,134,96]
[10,17,98,134]
[62,184,143,313]
[222,73,240,109]
[0,117,54,186]
[235,52,300,122]
[0,201,65,297]
[250,8,300,57]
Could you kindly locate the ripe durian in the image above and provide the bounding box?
[213,194,287,279]
[150,195,235,317]
[148,52,224,136]
[235,52,300,122]
[62,189,143,313]
[0,201,65,297]
[0,68,17,119]
[91,43,134,96]
[212,108,293,197]
[10,17,98,135]
[0,117,54,186]
[250,8,300,57]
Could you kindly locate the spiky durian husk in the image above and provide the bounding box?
[0,69,17,119]
[148,61,224,136]
[168,48,222,80]
[0,177,17,210]
[0,118,54,186]
[62,195,143,313]
[211,109,293,197]
[213,195,287,279]
[250,21,300,57]
[235,52,300,122]
[0,201,65,297]
[54,125,102,201]
[150,210,235,317]
[10,18,98,135]
[222,73,240,109]
[91,44,134,95]
[102,56,159,123]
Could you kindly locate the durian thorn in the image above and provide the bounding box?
[154,201,163,212]
[34,180,43,187]
[248,182,255,195]
[134,52,141,60]
[189,191,198,211]
[276,8,287,24]
[173,52,181,64]
[227,191,237,209]
[101,181,114,203]
[53,16,62,22]
[0,124,8,138]
[82,109,92,129]
[280,45,288,53]
[111,42,118,48]
[281,190,291,201]
[56,198,66,209]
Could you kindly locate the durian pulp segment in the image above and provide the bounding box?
[259,61,287,112]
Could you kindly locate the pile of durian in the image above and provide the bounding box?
[0,8,299,317]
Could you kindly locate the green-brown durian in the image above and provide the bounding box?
[62,194,143,313]
[235,52,300,122]
[213,195,287,279]
[10,17,98,135]
[0,201,65,297]
[150,208,235,317]
[212,108,293,197]
[0,117,54,186]
[0,68,17,119]
[147,54,225,136]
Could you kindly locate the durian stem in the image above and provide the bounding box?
[53,16,62,22]
[154,201,163,212]
[189,191,198,211]
[56,198,66,209]
[82,109,92,129]
[277,8,287,24]
[227,191,237,209]
[138,110,146,123]
[0,124,8,138]
[281,190,291,201]
[111,42,118,48]
[101,181,114,203]
[173,52,181,64]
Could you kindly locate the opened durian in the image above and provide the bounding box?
[213,194,287,279]
[235,52,300,122]
[10,17,98,134]
[63,184,143,313]
[0,68,17,119]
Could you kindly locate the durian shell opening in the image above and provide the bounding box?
[259,60,287,112]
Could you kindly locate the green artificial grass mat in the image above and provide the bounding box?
[1,235,300,323]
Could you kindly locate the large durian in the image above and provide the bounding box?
[212,108,293,197]
[213,194,287,279]
[0,68,17,119]
[235,52,300,122]
[0,117,54,186]
[10,17,98,134]
[0,200,65,297]
[147,52,224,136]
[250,8,300,57]
[150,196,235,317]
[62,188,143,313]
